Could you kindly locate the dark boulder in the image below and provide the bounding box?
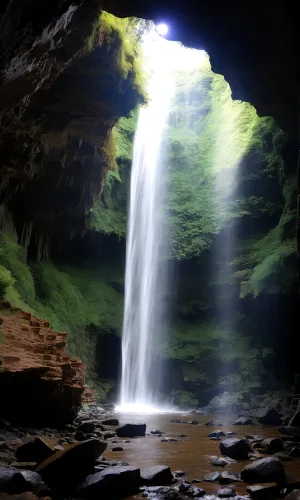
[219,472,241,484]
[257,409,282,426]
[116,423,146,438]
[240,457,286,485]
[205,420,223,427]
[261,438,283,454]
[208,431,225,438]
[0,467,41,494]
[233,417,253,425]
[77,422,96,434]
[16,438,55,464]
[285,490,300,500]
[219,438,250,460]
[75,465,140,499]
[101,419,119,426]
[140,465,173,486]
[246,483,280,499]
[36,438,106,491]
[279,426,300,437]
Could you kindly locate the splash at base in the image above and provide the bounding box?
[115,402,176,414]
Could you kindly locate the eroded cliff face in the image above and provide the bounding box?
[0,307,92,426]
[0,3,144,256]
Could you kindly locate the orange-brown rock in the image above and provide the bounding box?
[0,308,87,426]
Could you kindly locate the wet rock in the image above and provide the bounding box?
[75,431,88,441]
[208,431,226,438]
[192,479,202,483]
[174,471,186,478]
[204,472,220,482]
[261,438,283,454]
[10,463,37,471]
[144,485,182,499]
[188,421,199,425]
[218,487,236,497]
[219,472,241,484]
[226,432,236,436]
[257,409,282,426]
[75,465,140,499]
[205,420,223,427]
[116,423,146,438]
[246,483,279,499]
[279,426,300,437]
[101,419,119,426]
[77,422,96,434]
[285,475,300,493]
[34,481,53,498]
[141,466,173,486]
[150,430,165,435]
[161,438,178,443]
[102,431,116,440]
[112,447,123,452]
[273,452,293,461]
[210,457,229,467]
[178,483,206,497]
[36,438,106,491]
[178,434,187,438]
[285,489,300,500]
[246,435,265,442]
[219,438,250,460]
[240,457,286,485]
[0,467,42,494]
[233,417,253,425]
[169,420,185,424]
[16,438,55,465]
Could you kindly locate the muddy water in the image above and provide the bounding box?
[105,413,299,497]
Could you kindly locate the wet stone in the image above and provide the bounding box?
[208,431,226,438]
[112,447,123,452]
[246,482,279,499]
[204,472,220,482]
[219,472,242,484]
[218,488,236,497]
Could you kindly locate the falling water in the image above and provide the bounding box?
[119,33,174,412]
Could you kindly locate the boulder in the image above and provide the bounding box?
[16,438,55,465]
[140,466,173,486]
[279,426,300,437]
[210,457,230,467]
[204,472,220,482]
[261,438,283,454]
[0,467,41,494]
[208,431,225,438]
[36,438,106,491]
[219,438,250,460]
[218,487,236,497]
[101,419,119,426]
[289,447,300,457]
[240,457,285,485]
[75,466,140,499]
[116,424,146,438]
[219,472,241,484]
[246,483,280,499]
[233,417,253,425]
[285,490,300,500]
[77,422,96,434]
[257,409,282,426]
[205,420,223,427]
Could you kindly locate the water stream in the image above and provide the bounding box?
[119,33,173,411]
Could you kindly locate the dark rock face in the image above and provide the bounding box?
[0,467,41,494]
[285,491,300,500]
[16,438,55,464]
[240,457,286,485]
[219,438,250,460]
[75,465,140,499]
[257,409,282,426]
[261,438,283,454]
[36,439,106,491]
[140,466,173,486]
[116,423,146,438]
[289,412,300,427]
[246,483,280,499]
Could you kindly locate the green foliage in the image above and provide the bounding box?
[171,389,198,407]
[166,63,285,259]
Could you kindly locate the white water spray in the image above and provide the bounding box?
[118,33,173,412]
[117,32,208,413]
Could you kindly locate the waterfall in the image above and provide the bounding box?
[119,33,173,412]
